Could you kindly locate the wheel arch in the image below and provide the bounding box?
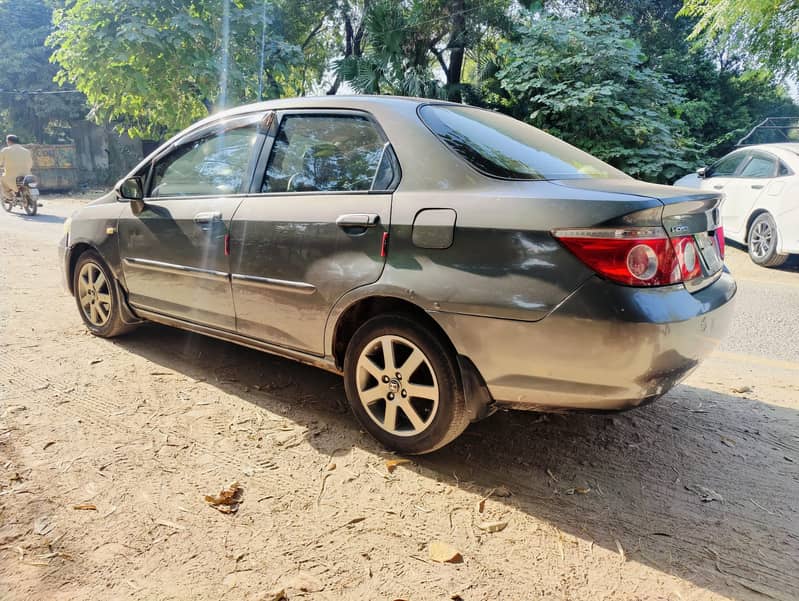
[330,294,495,422]
[745,208,771,242]
[68,242,142,325]
[331,296,455,370]
[67,242,98,295]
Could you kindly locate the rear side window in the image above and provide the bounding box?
[740,154,776,178]
[778,161,792,176]
[262,114,391,193]
[418,104,626,180]
[150,127,258,197]
[708,153,746,177]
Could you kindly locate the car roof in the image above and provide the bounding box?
[208,95,455,122]
[741,143,799,152]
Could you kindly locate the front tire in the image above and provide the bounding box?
[23,192,36,216]
[73,250,135,338]
[1,197,12,212]
[748,212,788,267]
[343,314,469,454]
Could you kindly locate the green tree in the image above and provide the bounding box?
[337,0,512,101]
[679,0,799,78]
[49,0,303,138]
[0,0,86,142]
[551,0,799,162]
[497,15,696,182]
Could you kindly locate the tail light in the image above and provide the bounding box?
[553,227,704,287]
[714,226,725,259]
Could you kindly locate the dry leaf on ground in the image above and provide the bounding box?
[477,520,508,533]
[732,385,752,394]
[429,540,463,563]
[72,504,97,511]
[204,481,243,513]
[385,458,411,473]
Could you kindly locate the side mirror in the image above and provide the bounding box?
[117,176,145,214]
[117,176,144,201]
[697,167,708,179]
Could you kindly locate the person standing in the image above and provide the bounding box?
[0,135,33,200]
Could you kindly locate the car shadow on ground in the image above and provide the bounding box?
[3,211,66,225]
[114,323,799,601]
[726,239,799,272]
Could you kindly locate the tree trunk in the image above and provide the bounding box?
[447,0,466,102]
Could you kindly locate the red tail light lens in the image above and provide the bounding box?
[553,227,704,287]
[715,226,725,259]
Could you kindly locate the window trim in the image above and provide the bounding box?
[251,108,402,197]
[143,112,267,201]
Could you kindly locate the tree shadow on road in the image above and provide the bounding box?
[114,324,799,601]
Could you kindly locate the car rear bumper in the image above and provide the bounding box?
[431,270,736,411]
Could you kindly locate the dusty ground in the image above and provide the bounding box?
[1,195,798,601]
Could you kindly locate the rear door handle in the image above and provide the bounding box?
[713,185,725,190]
[194,211,222,224]
[751,184,764,190]
[336,213,380,228]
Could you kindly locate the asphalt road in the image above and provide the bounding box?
[717,242,799,363]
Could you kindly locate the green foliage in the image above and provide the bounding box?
[496,15,696,182]
[49,0,303,138]
[337,0,512,100]
[680,0,799,79]
[0,0,86,142]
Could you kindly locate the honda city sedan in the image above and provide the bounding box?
[61,96,735,453]
[674,143,799,267]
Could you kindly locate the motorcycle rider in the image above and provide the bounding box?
[0,135,34,202]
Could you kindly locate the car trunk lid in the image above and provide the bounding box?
[552,179,725,291]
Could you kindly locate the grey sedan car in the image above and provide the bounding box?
[61,96,735,453]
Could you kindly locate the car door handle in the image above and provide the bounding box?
[751,184,764,190]
[336,213,380,228]
[194,211,222,224]
[713,185,725,190]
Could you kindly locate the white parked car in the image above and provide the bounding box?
[674,143,799,267]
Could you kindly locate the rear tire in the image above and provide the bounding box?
[748,213,788,267]
[343,314,469,454]
[73,250,136,338]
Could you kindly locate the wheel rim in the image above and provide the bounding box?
[77,262,112,327]
[355,335,440,437]
[750,220,773,259]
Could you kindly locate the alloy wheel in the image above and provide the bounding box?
[750,220,773,260]
[355,335,440,437]
[77,262,113,327]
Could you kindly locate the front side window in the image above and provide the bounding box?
[708,152,746,178]
[150,126,258,198]
[418,104,626,180]
[261,114,391,193]
[740,154,777,178]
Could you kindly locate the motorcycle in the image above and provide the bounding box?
[1,174,40,216]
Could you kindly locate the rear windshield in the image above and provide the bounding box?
[418,104,627,181]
